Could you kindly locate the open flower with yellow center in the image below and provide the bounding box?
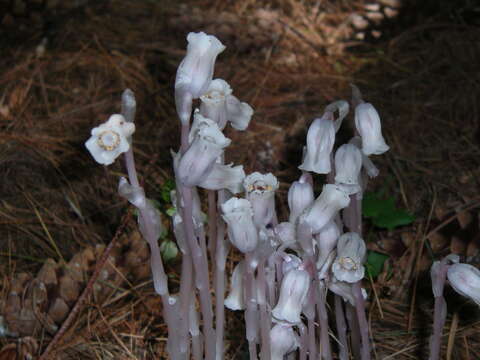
[332,232,366,283]
[85,114,135,165]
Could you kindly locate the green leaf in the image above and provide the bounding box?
[362,192,395,219]
[160,240,178,262]
[366,251,389,278]
[372,209,415,231]
[159,179,176,204]
[166,207,176,217]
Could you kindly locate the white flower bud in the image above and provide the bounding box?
[199,78,231,129]
[244,172,279,228]
[221,198,258,253]
[85,114,135,165]
[226,93,254,131]
[447,263,480,306]
[332,232,366,283]
[315,220,341,268]
[272,269,310,323]
[329,280,367,306]
[301,184,350,234]
[334,144,362,194]
[355,103,389,156]
[175,32,226,124]
[118,177,146,208]
[177,115,231,187]
[197,163,245,194]
[298,114,335,174]
[270,324,299,360]
[288,173,314,224]
[224,261,246,310]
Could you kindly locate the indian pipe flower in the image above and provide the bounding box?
[177,114,231,187]
[175,32,225,124]
[197,162,245,194]
[355,102,389,156]
[274,222,298,250]
[447,263,480,306]
[315,220,341,270]
[332,232,366,283]
[221,197,258,253]
[224,261,246,310]
[288,173,314,224]
[272,268,310,324]
[270,324,299,360]
[244,172,279,228]
[298,113,335,174]
[329,280,368,306]
[334,143,362,195]
[85,114,135,165]
[300,184,350,234]
[226,93,254,131]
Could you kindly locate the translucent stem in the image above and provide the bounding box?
[334,295,349,360]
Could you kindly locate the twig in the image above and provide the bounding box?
[38,211,131,360]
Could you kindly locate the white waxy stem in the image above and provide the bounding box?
[329,280,368,306]
[334,143,363,195]
[288,173,314,224]
[431,254,460,297]
[221,198,258,253]
[301,184,350,234]
[199,78,231,129]
[85,114,135,165]
[118,177,146,209]
[224,261,246,310]
[270,324,299,360]
[244,172,279,228]
[355,102,389,156]
[317,250,336,280]
[332,232,366,283]
[175,32,225,124]
[197,163,245,194]
[298,113,335,174]
[272,269,310,324]
[349,136,380,178]
[226,93,254,131]
[177,115,231,187]
[447,263,480,306]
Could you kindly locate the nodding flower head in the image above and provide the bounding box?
[221,197,258,253]
[177,113,231,187]
[298,113,335,174]
[288,173,314,224]
[244,172,279,228]
[197,162,245,194]
[329,279,368,306]
[301,184,350,234]
[199,78,232,129]
[224,261,246,310]
[226,93,254,131]
[270,324,299,360]
[447,263,480,306]
[355,102,389,156]
[334,143,362,194]
[332,232,366,283]
[85,114,135,165]
[272,269,310,324]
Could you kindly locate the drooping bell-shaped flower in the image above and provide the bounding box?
[85,114,135,165]
[225,261,246,310]
[355,102,389,156]
[332,232,366,283]
[175,32,226,124]
[334,143,362,195]
[274,222,298,249]
[272,269,310,323]
[270,324,299,360]
[244,172,279,228]
[197,162,245,194]
[221,197,258,253]
[281,254,302,275]
[447,263,480,306]
[300,184,350,234]
[315,220,341,269]
[329,280,368,306]
[199,78,231,129]
[177,114,231,187]
[298,113,335,174]
[349,136,379,178]
[226,93,254,131]
[288,173,314,224]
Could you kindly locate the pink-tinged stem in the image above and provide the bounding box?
[316,284,332,360]
[429,261,449,360]
[258,261,271,360]
[208,190,218,258]
[346,304,361,360]
[299,324,307,360]
[352,282,370,360]
[181,186,216,360]
[334,295,349,360]
[215,189,228,360]
[307,317,317,360]
[245,252,259,360]
[178,253,193,355]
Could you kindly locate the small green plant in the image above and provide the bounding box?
[362,191,415,231]
[365,250,389,279]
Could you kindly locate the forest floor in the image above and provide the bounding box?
[0,0,479,358]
